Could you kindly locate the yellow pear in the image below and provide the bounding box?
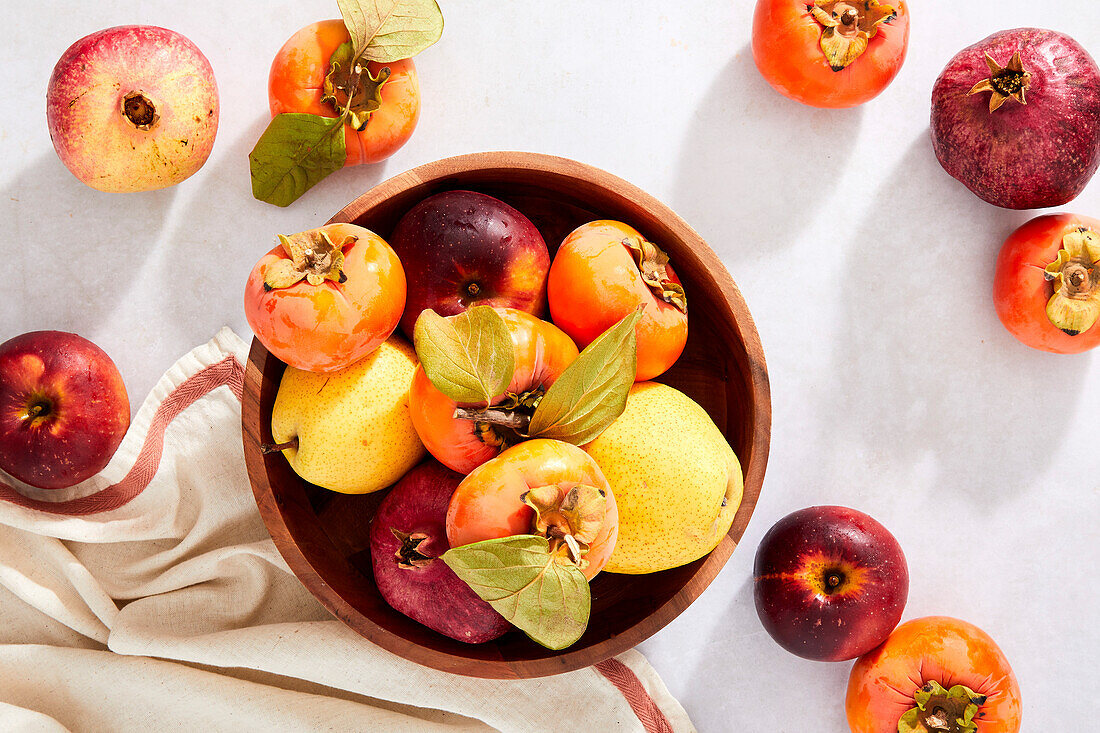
[584,382,743,574]
[269,336,425,494]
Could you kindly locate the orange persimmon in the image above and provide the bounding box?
[846,616,1022,733]
[244,223,405,372]
[547,220,687,382]
[752,0,909,108]
[446,439,618,580]
[410,309,578,474]
[268,19,420,166]
[993,214,1100,354]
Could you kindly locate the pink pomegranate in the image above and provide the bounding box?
[46,25,219,193]
[931,28,1100,209]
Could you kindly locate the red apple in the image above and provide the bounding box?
[753,506,908,662]
[46,25,219,193]
[0,331,130,489]
[389,190,551,337]
[370,459,511,643]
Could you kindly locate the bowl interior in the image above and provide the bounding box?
[244,153,770,678]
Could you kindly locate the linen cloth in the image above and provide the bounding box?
[0,328,694,733]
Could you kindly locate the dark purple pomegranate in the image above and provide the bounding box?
[369,460,511,644]
[931,28,1100,209]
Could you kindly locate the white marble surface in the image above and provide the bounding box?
[4,1,1098,730]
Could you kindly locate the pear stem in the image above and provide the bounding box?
[261,437,299,454]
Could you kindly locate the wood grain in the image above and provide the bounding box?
[242,151,771,678]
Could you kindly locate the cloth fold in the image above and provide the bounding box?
[0,328,694,733]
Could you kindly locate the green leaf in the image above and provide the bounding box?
[527,309,642,445]
[442,535,590,650]
[249,113,346,207]
[413,307,515,405]
[337,0,444,63]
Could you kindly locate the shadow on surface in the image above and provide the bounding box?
[1,152,176,333]
[155,114,392,348]
[816,137,1083,506]
[671,46,864,266]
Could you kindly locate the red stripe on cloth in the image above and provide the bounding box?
[596,657,675,733]
[0,355,245,516]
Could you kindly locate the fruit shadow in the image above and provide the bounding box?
[816,136,1084,506]
[643,567,852,730]
[155,114,393,348]
[670,45,864,266]
[0,152,176,335]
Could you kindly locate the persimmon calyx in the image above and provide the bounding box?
[968,52,1031,112]
[263,230,356,290]
[322,41,391,131]
[810,0,896,71]
[391,528,434,569]
[623,236,687,313]
[522,483,607,567]
[1043,227,1100,336]
[898,681,986,733]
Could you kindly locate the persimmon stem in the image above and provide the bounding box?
[261,437,299,454]
[453,407,530,432]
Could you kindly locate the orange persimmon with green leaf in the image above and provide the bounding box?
[268,20,420,167]
[547,221,687,382]
[752,0,909,108]
[249,1,442,206]
[410,306,642,474]
[409,307,579,474]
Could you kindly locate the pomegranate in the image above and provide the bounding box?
[46,26,219,193]
[369,460,511,644]
[930,28,1100,209]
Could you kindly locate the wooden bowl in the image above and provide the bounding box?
[243,152,771,678]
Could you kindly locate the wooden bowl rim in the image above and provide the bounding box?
[244,151,771,678]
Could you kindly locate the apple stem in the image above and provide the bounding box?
[20,402,49,428]
[452,406,530,433]
[260,437,299,454]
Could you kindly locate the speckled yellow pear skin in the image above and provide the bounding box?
[584,382,743,574]
[270,337,425,494]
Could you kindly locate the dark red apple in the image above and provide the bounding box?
[389,190,550,337]
[370,459,511,643]
[753,505,908,662]
[0,331,130,489]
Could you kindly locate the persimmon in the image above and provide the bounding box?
[846,616,1022,733]
[268,19,420,166]
[752,0,910,108]
[409,308,578,474]
[244,223,405,372]
[446,439,618,580]
[547,220,687,381]
[993,214,1100,353]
